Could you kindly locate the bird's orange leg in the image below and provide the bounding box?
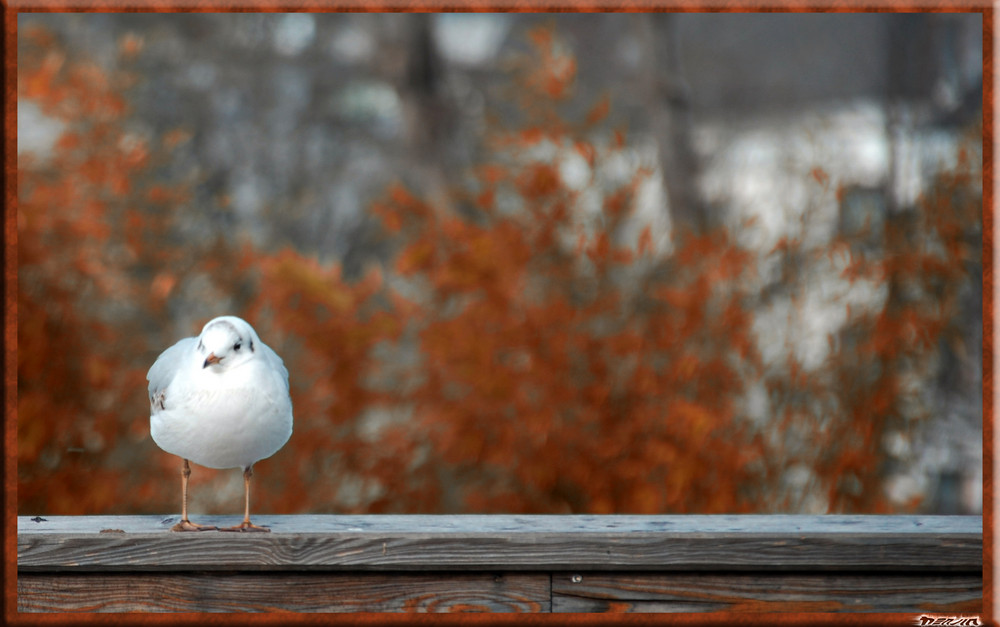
[171,459,217,532]
[220,465,270,532]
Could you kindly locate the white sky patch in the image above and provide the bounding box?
[594,141,672,255]
[627,173,672,255]
[336,81,403,139]
[558,147,591,191]
[432,14,510,68]
[329,25,375,65]
[273,14,316,57]
[233,170,265,220]
[18,100,66,161]
[701,101,889,254]
[885,473,927,507]
[751,247,889,371]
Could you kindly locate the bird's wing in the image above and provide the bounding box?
[260,343,290,392]
[147,337,194,399]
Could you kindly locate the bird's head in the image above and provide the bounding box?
[197,316,259,371]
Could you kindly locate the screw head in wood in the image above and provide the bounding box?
[571,574,583,583]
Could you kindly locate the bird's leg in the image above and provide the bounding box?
[220,465,270,532]
[170,459,217,532]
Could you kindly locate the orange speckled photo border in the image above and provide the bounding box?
[3,3,993,626]
[0,0,996,9]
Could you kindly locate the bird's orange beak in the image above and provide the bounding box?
[203,353,221,368]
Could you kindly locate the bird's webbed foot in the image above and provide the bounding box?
[219,520,271,532]
[170,519,218,532]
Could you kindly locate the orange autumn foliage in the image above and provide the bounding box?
[367,171,762,513]
[17,25,981,516]
[18,26,179,513]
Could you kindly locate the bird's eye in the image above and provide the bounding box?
[234,342,242,351]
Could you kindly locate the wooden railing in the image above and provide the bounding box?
[17,514,982,613]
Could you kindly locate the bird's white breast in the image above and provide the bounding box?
[150,359,293,470]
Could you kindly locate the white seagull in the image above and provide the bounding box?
[147,315,293,532]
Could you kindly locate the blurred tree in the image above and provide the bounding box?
[636,14,709,236]
[17,22,981,517]
[18,26,188,512]
[880,15,983,512]
[397,14,457,216]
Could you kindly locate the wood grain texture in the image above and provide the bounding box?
[17,514,983,534]
[18,572,550,613]
[17,515,982,613]
[550,572,984,613]
[17,515,982,572]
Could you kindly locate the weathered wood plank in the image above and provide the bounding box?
[17,515,982,572]
[17,517,982,613]
[550,572,984,613]
[18,572,550,613]
[17,514,982,535]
